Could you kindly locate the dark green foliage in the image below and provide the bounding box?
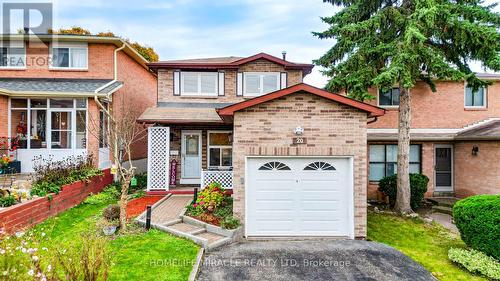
[102,204,121,221]
[378,173,429,210]
[453,195,500,260]
[314,1,500,99]
[0,195,16,207]
[135,173,147,189]
[220,216,241,230]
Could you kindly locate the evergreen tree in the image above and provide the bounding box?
[314,0,500,213]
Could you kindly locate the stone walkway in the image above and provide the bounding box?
[150,195,192,224]
[429,212,459,234]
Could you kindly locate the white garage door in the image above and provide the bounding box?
[246,157,353,238]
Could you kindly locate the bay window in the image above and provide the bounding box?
[208,131,232,169]
[180,72,218,96]
[369,144,421,181]
[243,72,280,97]
[9,98,87,150]
[51,43,88,69]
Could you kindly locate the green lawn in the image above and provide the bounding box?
[367,211,486,281]
[29,195,199,281]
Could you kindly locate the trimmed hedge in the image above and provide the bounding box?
[378,173,429,211]
[453,195,500,260]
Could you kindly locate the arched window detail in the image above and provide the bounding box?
[304,162,336,171]
[258,161,291,171]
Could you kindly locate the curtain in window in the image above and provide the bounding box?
[71,48,87,68]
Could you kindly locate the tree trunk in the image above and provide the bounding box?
[119,179,130,230]
[395,86,413,214]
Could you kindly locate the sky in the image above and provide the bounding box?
[1,0,498,87]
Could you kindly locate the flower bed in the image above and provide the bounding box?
[0,169,113,233]
[126,196,163,219]
[185,182,240,230]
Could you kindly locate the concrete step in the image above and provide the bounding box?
[194,231,231,251]
[169,222,204,235]
[432,205,453,216]
[428,197,459,208]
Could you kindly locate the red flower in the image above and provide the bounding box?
[199,201,205,205]
[193,203,198,208]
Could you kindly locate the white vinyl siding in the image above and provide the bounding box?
[180,72,218,96]
[243,72,280,97]
[50,42,88,70]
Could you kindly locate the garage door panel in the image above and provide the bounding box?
[246,157,352,237]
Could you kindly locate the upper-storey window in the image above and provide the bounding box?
[378,88,400,106]
[243,72,280,97]
[181,72,218,96]
[0,41,26,69]
[50,43,88,70]
[465,85,486,108]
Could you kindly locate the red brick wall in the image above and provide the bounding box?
[367,81,500,129]
[0,169,113,233]
[0,42,114,79]
[0,96,8,137]
[454,141,500,197]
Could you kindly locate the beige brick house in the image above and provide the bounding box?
[139,53,384,238]
[0,34,157,173]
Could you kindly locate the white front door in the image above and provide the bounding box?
[181,130,202,184]
[246,157,354,238]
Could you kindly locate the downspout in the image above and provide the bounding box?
[367,116,378,124]
[94,41,126,176]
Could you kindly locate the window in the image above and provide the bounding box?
[258,162,291,171]
[180,72,218,96]
[304,162,336,171]
[9,98,87,150]
[379,88,400,106]
[208,131,232,169]
[244,72,280,97]
[465,85,486,108]
[51,44,88,69]
[99,102,109,149]
[0,45,26,68]
[369,144,421,181]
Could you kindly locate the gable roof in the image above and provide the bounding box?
[455,119,500,140]
[147,52,314,74]
[217,83,385,120]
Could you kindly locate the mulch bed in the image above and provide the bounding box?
[126,196,163,219]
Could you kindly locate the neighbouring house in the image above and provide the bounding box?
[139,53,384,239]
[365,75,500,199]
[0,34,157,173]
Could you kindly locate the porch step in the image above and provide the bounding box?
[432,205,453,216]
[427,197,459,208]
[169,222,204,235]
[194,231,232,250]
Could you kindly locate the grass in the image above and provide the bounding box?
[367,211,487,281]
[28,194,199,281]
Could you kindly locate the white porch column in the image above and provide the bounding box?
[147,127,170,191]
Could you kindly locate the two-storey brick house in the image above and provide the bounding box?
[140,53,385,239]
[0,34,157,172]
[366,76,500,199]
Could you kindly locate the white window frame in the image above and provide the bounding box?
[464,83,487,109]
[8,98,88,150]
[377,87,401,108]
[49,42,88,70]
[0,41,26,70]
[180,72,218,97]
[243,72,280,97]
[207,130,233,170]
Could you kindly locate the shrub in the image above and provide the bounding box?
[448,248,500,280]
[220,216,240,230]
[102,204,121,221]
[84,186,120,205]
[453,195,500,260]
[378,173,429,210]
[0,194,16,207]
[196,182,226,212]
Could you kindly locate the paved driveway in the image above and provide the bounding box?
[197,240,435,281]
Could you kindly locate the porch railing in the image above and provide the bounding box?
[201,170,233,190]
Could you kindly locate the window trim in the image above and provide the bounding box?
[49,43,88,70]
[0,42,27,70]
[377,87,401,108]
[369,144,422,182]
[464,83,487,109]
[8,98,88,150]
[180,71,218,97]
[207,130,233,170]
[243,72,281,97]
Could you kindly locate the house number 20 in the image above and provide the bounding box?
[292,137,307,145]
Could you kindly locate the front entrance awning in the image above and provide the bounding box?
[455,119,500,140]
[138,106,226,124]
[0,78,123,97]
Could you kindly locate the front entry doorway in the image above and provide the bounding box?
[181,130,202,184]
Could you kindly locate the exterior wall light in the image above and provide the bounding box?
[294,126,304,135]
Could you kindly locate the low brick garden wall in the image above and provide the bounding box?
[0,169,113,233]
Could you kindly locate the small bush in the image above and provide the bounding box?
[448,248,500,280]
[196,182,226,212]
[378,173,429,210]
[84,186,120,205]
[220,216,240,230]
[453,195,500,260]
[102,204,120,221]
[0,194,16,207]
